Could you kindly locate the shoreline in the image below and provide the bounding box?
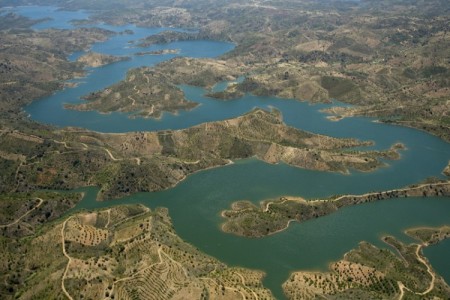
[221,181,450,238]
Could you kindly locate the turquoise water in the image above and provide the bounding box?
[424,239,450,285]
[4,5,90,30]
[13,6,450,299]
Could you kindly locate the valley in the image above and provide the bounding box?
[0,1,449,299]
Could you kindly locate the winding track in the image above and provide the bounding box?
[397,243,436,300]
[0,198,44,228]
[61,217,74,300]
[414,244,436,295]
[263,182,450,214]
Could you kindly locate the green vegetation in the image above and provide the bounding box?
[406,226,450,246]
[0,191,82,238]
[321,76,360,101]
[0,1,449,299]
[0,191,82,297]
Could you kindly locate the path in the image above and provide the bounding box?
[160,248,189,278]
[414,244,435,295]
[108,214,249,299]
[257,182,450,237]
[0,198,44,228]
[12,138,89,192]
[103,147,141,165]
[276,182,450,207]
[144,74,150,84]
[61,217,74,300]
[13,161,23,191]
[111,206,150,228]
[113,246,163,286]
[396,243,436,299]
[235,271,259,300]
[104,209,111,228]
[329,182,450,203]
[52,139,89,151]
[104,148,118,161]
[148,104,154,115]
[183,159,200,164]
[263,197,297,212]
[397,281,407,300]
[52,139,71,149]
[199,277,247,300]
[128,95,136,106]
[111,245,164,296]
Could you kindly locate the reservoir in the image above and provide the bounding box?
[11,6,450,299]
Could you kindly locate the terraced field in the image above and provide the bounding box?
[58,205,274,300]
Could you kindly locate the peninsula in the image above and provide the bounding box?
[1,109,403,200]
[222,181,450,237]
[283,226,450,299]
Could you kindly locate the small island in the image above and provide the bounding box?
[64,56,246,119]
[138,30,199,47]
[444,162,450,176]
[76,52,130,68]
[65,66,198,119]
